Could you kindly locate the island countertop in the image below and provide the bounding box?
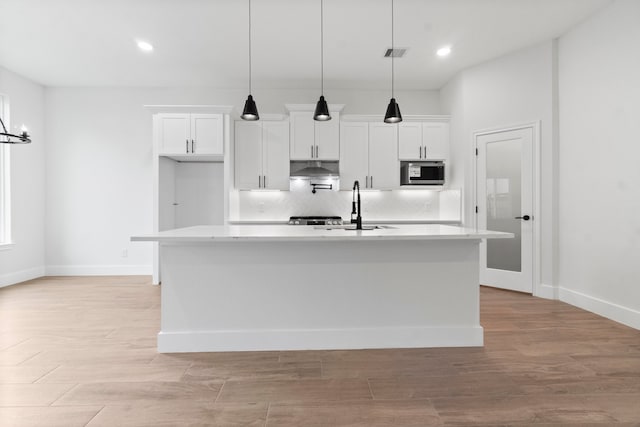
[131,224,512,243]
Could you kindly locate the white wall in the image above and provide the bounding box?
[440,41,557,297]
[44,87,439,274]
[0,67,46,287]
[557,0,640,328]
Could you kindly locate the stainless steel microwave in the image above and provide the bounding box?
[400,161,445,185]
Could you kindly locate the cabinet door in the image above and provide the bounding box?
[369,123,399,190]
[158,114,190,154]
[289,112,315,160]
[315,113,340,160]
[398,122,423,160]
[191,114,223,155]
[235,121,263,190]
[423,122,449,160]
[263,121,290,191]
[339,122,369,189]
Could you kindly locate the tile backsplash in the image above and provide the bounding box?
[231,179,461,222]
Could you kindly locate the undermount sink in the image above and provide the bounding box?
[314,225,397,231]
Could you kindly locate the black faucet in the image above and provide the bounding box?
[351,180,363,230]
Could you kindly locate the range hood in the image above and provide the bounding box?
[290,160,339,179]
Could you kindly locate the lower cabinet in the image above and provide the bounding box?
[235,120,290,190]
[340,122,398,190]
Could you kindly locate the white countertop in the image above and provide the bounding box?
[227,219,461,225]
[132,224,512,243]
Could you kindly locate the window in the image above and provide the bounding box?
[0,94,11,246]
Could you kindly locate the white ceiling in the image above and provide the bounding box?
[0,0,611,90]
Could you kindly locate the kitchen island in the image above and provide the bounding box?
[132,224,511,353]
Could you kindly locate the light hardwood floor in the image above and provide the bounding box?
[1,276,639,426]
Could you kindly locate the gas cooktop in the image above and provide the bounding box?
[288,216,343,225]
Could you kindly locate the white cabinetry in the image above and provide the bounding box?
[398,121,449,161]
[235,120,290,190]
[157,113,223,158]
[340,122,398,190]
[289,110,340,160]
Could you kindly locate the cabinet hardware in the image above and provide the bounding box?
[311,145,314,158]
[263,175,267,188]
[366,176,369,188]
[515,215,531,221]
[370,176,373,188]
[419,146,422,159]
[315,145,318,158]
[191,139,194,153]
[258,175,261,188]
[186,139,189,153]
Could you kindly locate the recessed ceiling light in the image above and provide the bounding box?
[436,46,451,57]
[136,40,154,52]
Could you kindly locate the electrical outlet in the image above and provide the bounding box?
[121,249,128,258]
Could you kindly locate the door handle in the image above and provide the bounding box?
[186,139,189,153]
[258,175,261,188]
[370,176,373,188]
[419,146,422,159]
[191,139,195,153]
[315,145,319,158]
[263,175,267,188]
[365,176,369,188]
[515,215,531,221]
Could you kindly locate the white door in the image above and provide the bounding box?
[398,122,422,160]
[158,114,190,154]
[262,121,290,190]
[340,122,369,188]
[191,114,223,155]
[289,112,315,160]
[369,123,399,190]
[476,127,533,293]
[235,121,263,190]
[423,122,449,161]
[315,115,340,160]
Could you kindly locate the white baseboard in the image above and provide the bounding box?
[559,287,640,330]
[0,266,46,288]
[535,283,558,300]
[157,326,484,353]
[45,264,153,276]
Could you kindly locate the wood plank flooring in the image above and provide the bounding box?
[1,276,639,426]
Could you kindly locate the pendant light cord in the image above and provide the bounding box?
[391,0,394,98]
[248,0,252,95]
[320,0,324,96]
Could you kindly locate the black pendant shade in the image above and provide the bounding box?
[384,98,402,123]
[241,94,259,121]
[313,95,331,121]
[383,0,402,123]
[241,0,259,121]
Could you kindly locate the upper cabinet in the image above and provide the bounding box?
[340,122,398,190]
[288,107,342,160]
[398,121,449,161]
[235,120,290,191]
[157,113,223,157]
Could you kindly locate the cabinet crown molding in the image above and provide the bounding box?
[285,104,345,113]
[341,114,450,122]
[145,105,234,114]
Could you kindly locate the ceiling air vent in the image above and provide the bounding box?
[384,48,406,58]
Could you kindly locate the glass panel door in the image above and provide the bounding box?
[486,139,522,272]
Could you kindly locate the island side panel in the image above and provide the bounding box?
[158,239,482,352]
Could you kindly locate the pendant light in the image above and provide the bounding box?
[241,0,259,121]
[384,0,402,123]
[313,0,331,121]
[0,117,31,144]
